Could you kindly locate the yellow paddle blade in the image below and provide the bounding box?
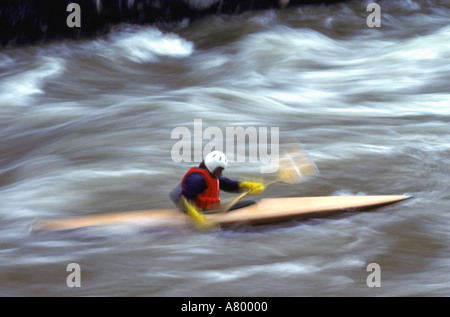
[179,198,215,230]
[271,142,319,184]
[187,207,214,230]
[220,142,319,213]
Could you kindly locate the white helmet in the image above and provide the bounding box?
[204,151,228,174]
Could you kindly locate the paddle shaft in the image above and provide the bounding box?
[222,179,278,212]
[220,142,319,212]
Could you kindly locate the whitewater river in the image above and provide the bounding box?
[0,0,449,298]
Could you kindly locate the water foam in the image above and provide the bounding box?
[99,27,194,63]
[0,57,65,107]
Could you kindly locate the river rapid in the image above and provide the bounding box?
[0,0,449,297]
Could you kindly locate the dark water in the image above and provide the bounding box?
[1,0,449,296]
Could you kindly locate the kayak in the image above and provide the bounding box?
[32,194,412,232]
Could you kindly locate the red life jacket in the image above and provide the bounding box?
[182,167,220,210]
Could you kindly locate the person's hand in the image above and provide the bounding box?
[179,198,214,230]
[239,181,266,195]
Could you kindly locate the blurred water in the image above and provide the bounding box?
[0,0,449,296]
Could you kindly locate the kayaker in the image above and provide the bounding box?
[170,150,265,229]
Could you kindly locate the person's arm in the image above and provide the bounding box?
[219,177,265,195]
[182,173,207,200]
[219,177,240,193]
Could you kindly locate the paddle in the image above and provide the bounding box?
[220,142,319,212]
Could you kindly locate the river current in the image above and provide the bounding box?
[0,0,449,297]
